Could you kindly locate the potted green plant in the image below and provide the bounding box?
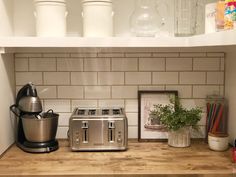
[150,96,202,147]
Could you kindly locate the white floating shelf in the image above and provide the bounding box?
[0,30,235,49]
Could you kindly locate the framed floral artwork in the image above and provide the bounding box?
[138,90,178,142]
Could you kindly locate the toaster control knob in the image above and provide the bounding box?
[76,138,79,144]
[117,138,122,143]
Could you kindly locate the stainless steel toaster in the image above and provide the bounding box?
[68,108,128,151]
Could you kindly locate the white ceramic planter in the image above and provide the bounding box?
[168,127,191,148]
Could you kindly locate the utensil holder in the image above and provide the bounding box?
[206,95,227,141]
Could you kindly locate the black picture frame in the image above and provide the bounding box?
[138,90,178,142]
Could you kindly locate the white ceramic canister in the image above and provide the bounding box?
[34,0,67,37]
[82,0,113,37]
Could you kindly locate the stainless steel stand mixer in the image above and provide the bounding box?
[10,83,59,153]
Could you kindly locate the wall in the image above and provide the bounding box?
[0,53,15,155]
[14,49,225,139]
[225,47,236,145]
[0,0,13,36]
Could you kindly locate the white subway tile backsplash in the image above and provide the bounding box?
[207,52,225,57]
[44,72,70,85]
[15,53,42,58]
[71,53,97,58]
[84,58,110,71]
[198,113,207,126]
[98,72,124,85]
[125,99,138,112]
[37,86,57,99]
[56,127,69,139]
[220,85,225,96]
[128,126,138,138]
[126,113,138,126]
[180,52,206,57]
[72,100,98,110]
[207,72,224,85]
[85,86,110,99]
[139,58,165,71]
[16,72,43,85]
[125,72,151,85]
[98,99,125,108]
[29,58,56,71]
[58,86,84,99]
[125,53,151,57]
[153,72,179,84]
[138,85,165,91]
[15,58,28,71]
[112,58,138,71]
[71,72,97,85]
[112,86,138,98]
[98,53,124,58]
[153,53,179,57]
[14,51,225,139]
[191,126,205,138]
[166,58,192,71]
[43,53,70,58]
[58,113,71,126]
[180,99,206,112]
[44,99,71,112]
[193,58,220,71]
[221,58,225,71]
[180,72,206,84]
[166,85,192,98]
[57,58,83,71]
[193,86,220,98]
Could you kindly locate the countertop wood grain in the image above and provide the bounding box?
[0,140,234,177]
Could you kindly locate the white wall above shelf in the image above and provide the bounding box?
[0,30,236,50]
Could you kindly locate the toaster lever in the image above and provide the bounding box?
[108,121,115,143]
[82,121,89,143]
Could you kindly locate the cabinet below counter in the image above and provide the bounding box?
[0,140,234,177]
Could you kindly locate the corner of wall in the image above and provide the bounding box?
[225,47,236,145]
[0,53,15,155]
[0,0,14,36]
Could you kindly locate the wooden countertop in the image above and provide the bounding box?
[0,140,234,177]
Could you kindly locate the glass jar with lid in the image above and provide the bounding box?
[174,0,198,36]
[129,0,160,37]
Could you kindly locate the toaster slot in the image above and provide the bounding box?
[88,109,96,115]
[82,121,89,143]
[108,121,115,143]
[102,109,110,115]
[77,109,85,115]
[112,109,120,115]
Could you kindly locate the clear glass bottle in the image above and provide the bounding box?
[130,0,160,37]
[174,0,198,36]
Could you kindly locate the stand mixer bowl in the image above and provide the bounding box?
[22,110,58,142]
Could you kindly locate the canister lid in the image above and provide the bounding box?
[34,0,66,3]
[82,0,112,3]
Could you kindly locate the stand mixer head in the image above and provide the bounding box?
[15,83,42,114]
